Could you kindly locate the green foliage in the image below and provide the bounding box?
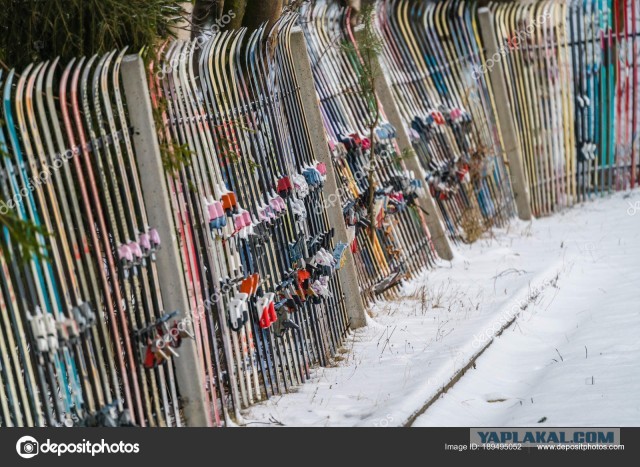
[341,4,383,240]
[1,128,49,260]
[0,208,50,261]
[150,89,194,175]
[0,0,187,69]
[341,4,383,128]
[246,158,261,171]
[162,142,194,174]
[390,146,417,163]
[215,118,259,169]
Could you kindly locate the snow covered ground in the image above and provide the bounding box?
[244,190,640,427]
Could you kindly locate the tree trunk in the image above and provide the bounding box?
[224,0,248,29]
[241,0,284,31]
[193,0,284,33]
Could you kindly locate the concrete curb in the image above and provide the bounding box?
[402,272,560,427]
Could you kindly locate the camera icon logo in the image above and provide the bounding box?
[16,436,39,459]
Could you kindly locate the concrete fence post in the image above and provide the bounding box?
[355,29,455,261]
[290,28,368,328]
[477,7,533,221]
[120,54,210,427]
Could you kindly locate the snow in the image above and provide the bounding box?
[244,190,640,427]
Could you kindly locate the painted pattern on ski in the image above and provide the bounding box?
[489,0,639,212]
